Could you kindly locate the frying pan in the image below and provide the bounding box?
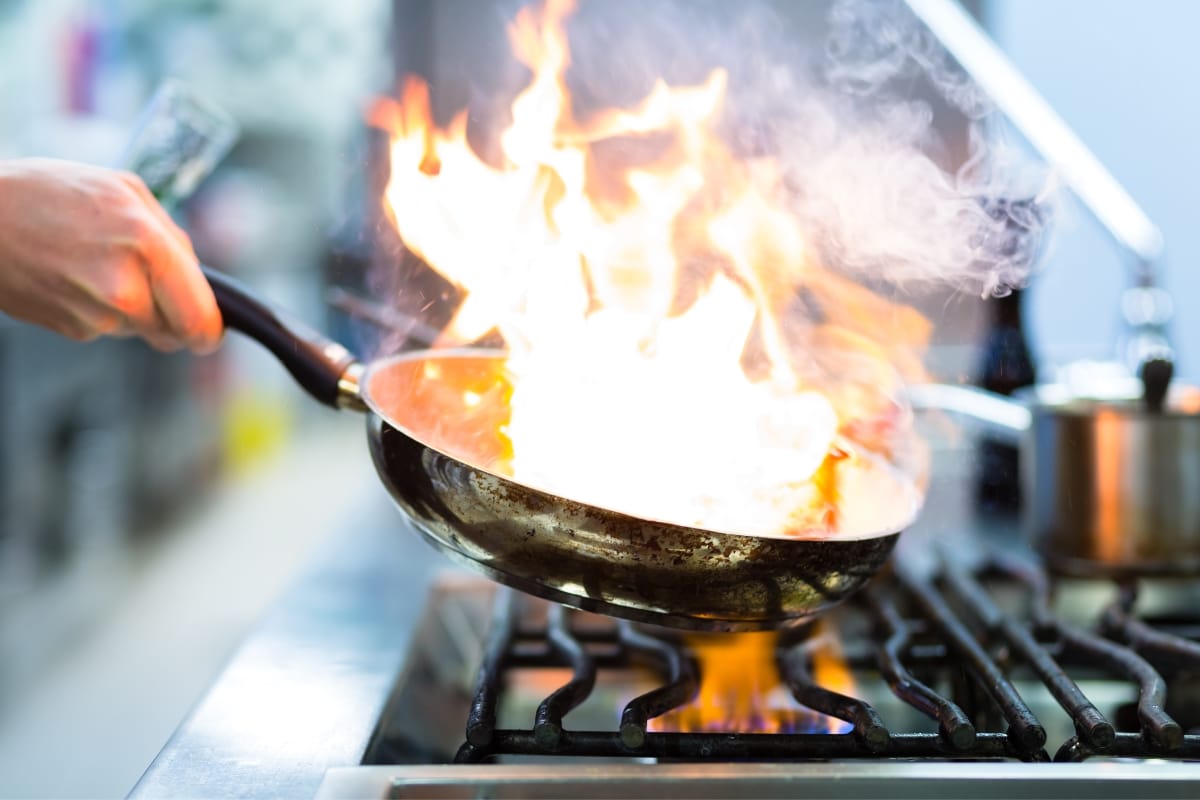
[205,266,913,631]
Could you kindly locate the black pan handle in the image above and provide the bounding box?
[202,265,362,410]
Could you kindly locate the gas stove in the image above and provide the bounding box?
[132,458,1200,799]
[315,563,1200,798]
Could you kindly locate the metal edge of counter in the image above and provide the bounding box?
[129,493,446,799]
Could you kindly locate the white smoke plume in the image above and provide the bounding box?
[360,0,1064,537]
[559,0,1055,297]
[813,0,1054,296]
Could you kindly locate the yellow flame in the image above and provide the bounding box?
[652,622,855,734]
[371,0,927,538]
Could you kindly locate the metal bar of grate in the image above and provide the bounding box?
[779,641,889,752]
[993,557,1183,752]
[464,588,517,747]
[895,565,1047,756]
[616,621,698,749]
[864,586,976,752]
[980,554,1053,630]
[459,730,1033,762]
[1102,585,1200,672]
[1057,622,1181,751]
[940,561,1115,751]
[1054,732,1200,763]
[532,603,597,748]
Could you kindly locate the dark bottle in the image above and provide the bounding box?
[974,287,1036,515]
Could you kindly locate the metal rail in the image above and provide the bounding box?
[616,621,699,748]
[939,561,1114,750]
[904,0,1163,273]
[532,604,597,748]
[780,641,889,752]
[865,586,977,751]
[459,731,1025,762]
[1101,584,1200,673]
[895,564,1047,755]
[464,588,516,747]
[993,556,1183,752]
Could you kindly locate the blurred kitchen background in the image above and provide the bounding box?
[0,0,1196,796]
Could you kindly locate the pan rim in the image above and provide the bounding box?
[361,347,922,543]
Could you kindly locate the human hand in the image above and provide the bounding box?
[0,157,222,353]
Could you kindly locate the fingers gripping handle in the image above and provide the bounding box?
[202,265,363,410]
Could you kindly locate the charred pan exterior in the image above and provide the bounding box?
[367,414,898,631]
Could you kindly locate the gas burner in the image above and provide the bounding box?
[352,552,1200,790]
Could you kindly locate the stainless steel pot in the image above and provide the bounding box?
[909,377,1200,576]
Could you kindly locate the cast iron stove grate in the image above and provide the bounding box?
[367,553,1200,765]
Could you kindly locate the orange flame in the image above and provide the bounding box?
[652,621,855,734]
[810,619,857,716]
[371,0,928,538]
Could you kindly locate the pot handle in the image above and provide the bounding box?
[203,265,365,411]
[906,384,1031,445]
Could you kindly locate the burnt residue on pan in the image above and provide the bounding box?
[368,413,899,632]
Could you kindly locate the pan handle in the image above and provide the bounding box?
[203,265,365,411]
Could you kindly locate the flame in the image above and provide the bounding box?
[371,0,929,538]
[810,619,856,712]
[651,622,854,734]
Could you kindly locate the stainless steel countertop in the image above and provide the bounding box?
[317,763,1200,799]
[130,487,449,799]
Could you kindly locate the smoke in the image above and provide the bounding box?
[776,94,1052,297]
[558,0,1055,298]
[810,0,1053,296]
[826,0,992,118]
[369,0,1055,331]
[361,0,1068,531]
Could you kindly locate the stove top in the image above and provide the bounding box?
[320,548,1200,797]
[131,462,1200,799]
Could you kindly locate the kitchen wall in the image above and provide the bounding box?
[990,0,1200,380]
